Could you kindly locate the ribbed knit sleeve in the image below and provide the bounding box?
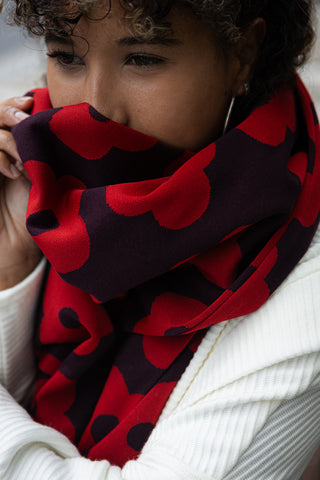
[0,257,46,404]
[0,230,320,479]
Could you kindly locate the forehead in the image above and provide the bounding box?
[60,1,216,48]
[75,1,172,39]
[45,0,222,69]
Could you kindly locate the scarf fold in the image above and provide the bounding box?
[13,77,320,466]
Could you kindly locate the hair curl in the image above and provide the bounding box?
[1,0,316,100]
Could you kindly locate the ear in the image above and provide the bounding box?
[231,18,266,96]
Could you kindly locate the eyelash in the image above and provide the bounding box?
[46,51,82,67]
[46,50,166,69]
[125,54,165,67]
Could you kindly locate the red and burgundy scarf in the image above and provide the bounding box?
[13,77,320,466]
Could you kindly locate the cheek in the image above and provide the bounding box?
[168,88,227,149]
[47,65,82,108]
[169,65,230,149]
[178,89,229,150]
[126,72,228,151]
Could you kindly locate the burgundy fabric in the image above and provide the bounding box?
[13,77,320,466]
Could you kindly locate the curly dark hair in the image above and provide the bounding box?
[1,0,316,101]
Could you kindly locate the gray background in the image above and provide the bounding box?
[0,7,46,100]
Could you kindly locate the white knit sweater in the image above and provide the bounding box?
[0,228,320,480]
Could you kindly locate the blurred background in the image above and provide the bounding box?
[0,3,319,110]
[0,6,46,100]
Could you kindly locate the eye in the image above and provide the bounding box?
[46,50,84,68]
[125,54,165,68]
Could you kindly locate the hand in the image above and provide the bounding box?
[0,96,42,290]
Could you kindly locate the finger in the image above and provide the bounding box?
[1,95,34,110]
[0,151,23,179]
[0,129,24,180]
[0,96,34,128]
[0,129,21,164]
[0,147,29,182]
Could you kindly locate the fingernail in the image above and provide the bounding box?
[10,163,21,178]
[14,111,29,121]
[15,96,33,105]
[14,160,24,172]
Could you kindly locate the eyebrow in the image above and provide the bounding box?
[45,33,182,48]
[45,34,73,46]
[116,35,182,47]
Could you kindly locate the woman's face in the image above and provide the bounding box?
[46,2,244,151]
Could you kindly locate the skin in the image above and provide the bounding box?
[0,1,265,288]
[47,3,244,151]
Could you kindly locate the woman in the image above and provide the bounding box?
[0,0,319,478]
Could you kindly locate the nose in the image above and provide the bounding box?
[81,69,129,126]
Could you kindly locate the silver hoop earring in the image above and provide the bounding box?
[223,96,235,135]
[244,82,250,96]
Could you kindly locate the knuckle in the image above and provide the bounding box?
[3,105,15,116]
[0,129,10,141]
[0,105,14,123]
[2,97,17,106]
[0,130,16,156]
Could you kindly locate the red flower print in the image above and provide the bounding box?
[25,160,90,273]
[50,105,158,160]
[106,144,215,230]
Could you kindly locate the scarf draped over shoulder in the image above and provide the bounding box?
[12,77,320,466]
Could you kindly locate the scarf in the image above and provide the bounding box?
[13,77,320,467]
